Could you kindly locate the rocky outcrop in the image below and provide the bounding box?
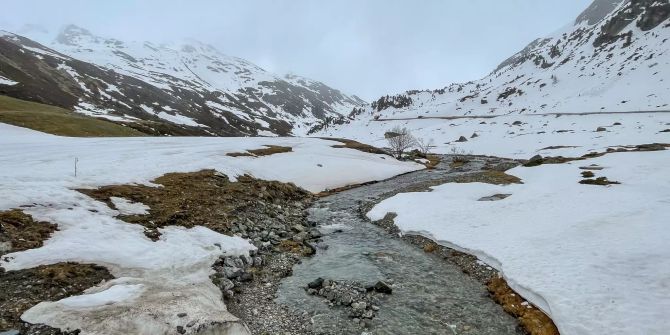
[595,0,670,47]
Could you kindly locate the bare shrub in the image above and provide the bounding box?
[415,137,435,156]
[450,146,472,163]
[385,126,416,159]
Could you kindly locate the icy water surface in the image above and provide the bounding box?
[277,156,524,334]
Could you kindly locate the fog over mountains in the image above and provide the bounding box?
[0,25,365,136]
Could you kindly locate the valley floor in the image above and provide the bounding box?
[0,123,421,334]
[318,111,670,158]
[1,120,669,335]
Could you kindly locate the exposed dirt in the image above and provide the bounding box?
[226,145,293,157]
[314,180,381,198]
[579,177,621,186]
[0,210,114,334]
[523,143,669,167]
[539,145,579,150]
[488,278,560,335]
[320,137,388,155]
[79,170,310,240]
[453,170,523,185]
[0,210,57,257]
[0,263,113,333]
[424,154,441,169]
[80,170,318,334]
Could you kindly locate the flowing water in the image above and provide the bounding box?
[277,156,524,335]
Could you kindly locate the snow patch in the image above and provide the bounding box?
[156,111,204,127]
[368,150,670,335]
[110,197,150,215]
[0,75,18,86]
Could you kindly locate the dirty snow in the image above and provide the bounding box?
[368,150,670,335]
[0,123,421,334]
[110,197,150,215]
[48,283,145,309]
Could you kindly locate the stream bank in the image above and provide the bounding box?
[275,155,535,334]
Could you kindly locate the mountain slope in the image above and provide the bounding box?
[0,26,365,136]
[316,0,669,130]
[0,95,145,137]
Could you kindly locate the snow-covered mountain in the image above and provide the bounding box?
[0,25,365,136]
[316,0,669,134]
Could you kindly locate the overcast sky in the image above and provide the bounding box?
[1,0,593,100]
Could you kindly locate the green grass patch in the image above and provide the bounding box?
[0,95,145,137]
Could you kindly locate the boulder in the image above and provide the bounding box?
[308,277,325,289]
[525,154,544,167]
[373,281,393,294]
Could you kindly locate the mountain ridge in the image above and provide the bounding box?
[313,0,669,135]
[0,25,365,136]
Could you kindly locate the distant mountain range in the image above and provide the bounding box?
[0,25,365,136]
[314,0,670,134]
[1,0,668,138]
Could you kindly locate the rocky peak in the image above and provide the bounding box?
[575,0,627,25]
[594,0,670,46]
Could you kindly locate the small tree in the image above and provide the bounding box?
[386,126,416,159]
[415,137,435,157]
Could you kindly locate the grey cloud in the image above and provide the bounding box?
[2,0,593,100]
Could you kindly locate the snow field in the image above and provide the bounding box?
[0,123,421,334]
[368,150,670,335]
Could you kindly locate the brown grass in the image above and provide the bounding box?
[0,210,57,256]
[79,170,310,240]
[0,263,112,331]
[423,242,439,253]
[450,161,466,168]
[581,171,595,178]
[488,277,559,335]
[0,95,145,137]
[226,145,293,157]
[453,170,523,185]
[425,154,441,169]
[579,177,620,186]
[525,143,669,167]
[539,145,579,150]
[314,180,383,197]
[320,137,388,155]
